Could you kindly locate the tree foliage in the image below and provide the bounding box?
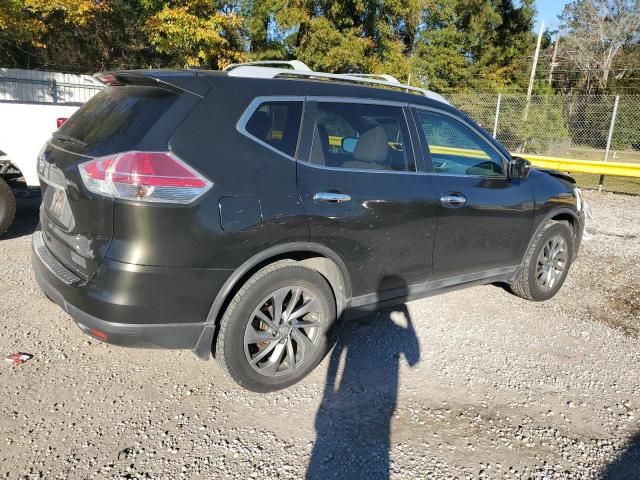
[1,0,637,96]
[144,1,246,68]
[556,0,640,94]
[413,0,537,92]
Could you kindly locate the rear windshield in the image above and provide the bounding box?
[58,86,177,156]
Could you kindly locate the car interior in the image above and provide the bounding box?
[308,104,409,171]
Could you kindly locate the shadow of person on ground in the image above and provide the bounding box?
[306,276,420,480]
[601,431,640,479]
[3,195,40,240]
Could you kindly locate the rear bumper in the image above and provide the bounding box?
[32,231,231,350]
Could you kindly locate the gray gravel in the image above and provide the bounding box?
[1,190,639,480]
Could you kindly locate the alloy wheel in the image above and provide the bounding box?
[535,234,568,291]
[243,286,324,377]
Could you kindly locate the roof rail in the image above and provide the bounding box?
[224,61,449,104]
[335,73,402,84]
[223,60,311,72]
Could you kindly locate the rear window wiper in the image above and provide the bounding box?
[52,132,88,147]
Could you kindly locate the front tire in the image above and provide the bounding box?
[511,221,574,301]
[216,260,336,392]
[0,177,16,237]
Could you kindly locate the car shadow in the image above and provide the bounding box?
[3,195,40,240]
[600,431,640,479]
[306,276,420,480]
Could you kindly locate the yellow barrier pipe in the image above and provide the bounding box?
[324,136,640,178]
[519,154,640,178]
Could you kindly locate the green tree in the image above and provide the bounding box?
[242,0,425,76]
[412,0,537,93]
[144,0,246,69]
[0,0,105,68]
[0,0,40,66]
[412,1,473,91]
[557,0,640,94]
[36,0,151,71]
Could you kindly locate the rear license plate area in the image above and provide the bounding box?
[48,188,67,218]
[43,186,73,229]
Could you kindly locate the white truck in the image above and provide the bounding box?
[0,69,101,236]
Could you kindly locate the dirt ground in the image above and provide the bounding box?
[1,190,639,479]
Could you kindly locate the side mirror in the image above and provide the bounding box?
[509,156,531,179]
[341,137,358,154]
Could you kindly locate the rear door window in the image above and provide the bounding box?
[57,86,179,156]
[244,101,303,157]
[305,102,413,172]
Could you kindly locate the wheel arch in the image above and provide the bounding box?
[0,152,27,185]
[517,207,579,272]
[0,152,14,179]
[192,242,352,360]
[549,211,578,232]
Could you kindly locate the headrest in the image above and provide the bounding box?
[353,125,388,164]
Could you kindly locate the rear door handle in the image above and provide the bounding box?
[440,193,467,207]
[314,192,352,203]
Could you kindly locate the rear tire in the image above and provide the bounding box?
[216,260,336,392]
[511,221,574,301]
[0,177,16,237]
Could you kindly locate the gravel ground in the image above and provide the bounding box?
[1,190,639,480]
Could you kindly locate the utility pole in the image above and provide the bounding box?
[548,35,559,85]
[493,94,501,138]
[525,21,544,120]
[599,95,620,192]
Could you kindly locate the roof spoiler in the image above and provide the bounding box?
[94,71,210,98]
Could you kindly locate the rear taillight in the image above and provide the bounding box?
[78,151,212,204]
[56,117,68,128]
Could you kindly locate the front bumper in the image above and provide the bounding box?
[32,231,230,350]
[574,207,587,257]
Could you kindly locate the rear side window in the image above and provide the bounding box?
[306,102,412,172]
[58,86,178,156]
[244,101,303,157]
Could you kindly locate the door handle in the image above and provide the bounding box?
[314,192,352,203]
[440,194,467,207]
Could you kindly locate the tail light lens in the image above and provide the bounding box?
[56,117,68,128]
[78,151,212,204]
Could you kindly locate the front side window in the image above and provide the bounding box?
[307,102,413,172]
[245,101,303,157]
[416,110,505,176]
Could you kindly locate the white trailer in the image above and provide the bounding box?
[0,69,102,235]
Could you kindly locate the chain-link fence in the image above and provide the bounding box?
[0,68,102,104]
[445,93,640,195]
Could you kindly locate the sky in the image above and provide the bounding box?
[535,0,571,32]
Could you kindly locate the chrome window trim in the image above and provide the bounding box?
[306,96,409,108]
[236,95,307,162]
[410,104,510,178]
[298,159,429,176]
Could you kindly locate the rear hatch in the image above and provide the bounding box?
[38,72,208,279]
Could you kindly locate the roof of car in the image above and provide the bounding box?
[97,66,451,109]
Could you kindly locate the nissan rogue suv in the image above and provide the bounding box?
[32,63,586,392]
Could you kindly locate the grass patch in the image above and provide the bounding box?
[568,172,640,195]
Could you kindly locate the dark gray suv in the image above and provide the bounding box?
[32,63,586,392]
